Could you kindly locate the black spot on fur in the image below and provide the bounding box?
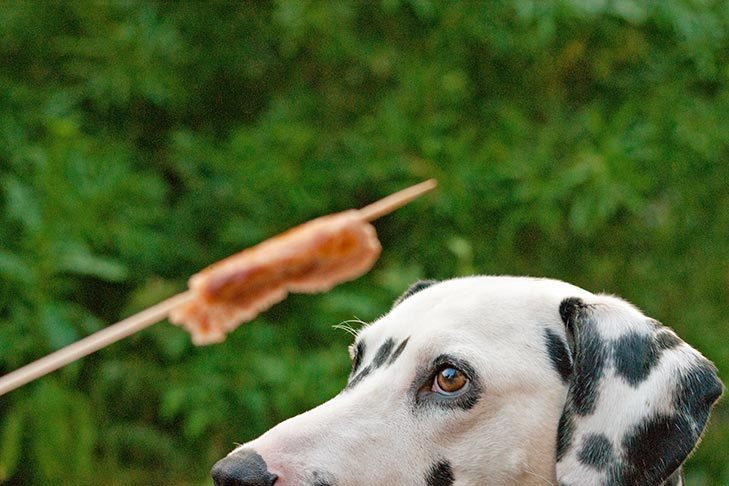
[555,298,586,464]
[608,413,694,485]
[311,470,335,486]
[392,280,438,307]
[563,301,608,416]
[351,340,366,375]
[612,331,661,386]
[556,407,574,462]
[673,359,723,433]
[611,359,722,485]
[372,338,395,369]
[577,433,614,471]
[559,297,583,328]
[425,460,454,486]
[544,328,573,383]
[388,337,410,365]
[344,337,399,391]
[656,330,682,350]
[607,370,719,485]
[345,365,371,391]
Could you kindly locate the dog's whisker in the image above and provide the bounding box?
[346,316,369,327]
[332,317,368,338]
[332,323,359,338]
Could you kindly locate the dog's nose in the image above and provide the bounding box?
[211,449,278,486]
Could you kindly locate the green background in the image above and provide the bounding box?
[1,1,727,484]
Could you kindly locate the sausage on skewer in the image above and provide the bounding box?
[169,210,381,344]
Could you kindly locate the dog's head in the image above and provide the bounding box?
[212,277,722,486]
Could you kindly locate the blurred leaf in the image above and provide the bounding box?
[39,302,80,350]
[28,382,95,482]
[0,407,25,481]
[2,176,42,233]
[0,250,34,283]
[55,243,128,282]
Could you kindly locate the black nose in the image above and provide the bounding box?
[211,449,278,486]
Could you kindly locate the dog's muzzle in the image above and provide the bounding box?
[211,448,278,486]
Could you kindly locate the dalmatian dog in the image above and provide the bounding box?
[212,276,723,486]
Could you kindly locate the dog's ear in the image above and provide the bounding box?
[392,280,439,308]
[556,296,723,485]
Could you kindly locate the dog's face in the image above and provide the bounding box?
[212,277,723,486]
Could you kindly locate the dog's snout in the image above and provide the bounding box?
[211,449,278,486]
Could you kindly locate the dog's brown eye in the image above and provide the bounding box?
[433,367,467,394]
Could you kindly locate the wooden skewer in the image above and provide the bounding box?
[358,179,437,221]
[0,179,436,397]
[0,292,194,396]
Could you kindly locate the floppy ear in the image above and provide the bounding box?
[392,279,439,308]
[556,296,723,485]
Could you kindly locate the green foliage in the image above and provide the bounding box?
[1,1,728,483]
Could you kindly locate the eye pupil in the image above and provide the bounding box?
[435,366,467,393]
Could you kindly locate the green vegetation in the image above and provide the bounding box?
[1,1,727,484]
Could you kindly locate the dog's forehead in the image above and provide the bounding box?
[358,276,593,349]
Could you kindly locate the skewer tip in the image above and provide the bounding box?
[359,179,438,221]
